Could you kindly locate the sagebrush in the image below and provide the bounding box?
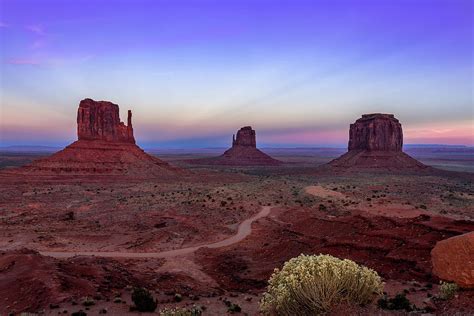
[439,281,458,300]
[159,306,203,316]
[260,254,383,315]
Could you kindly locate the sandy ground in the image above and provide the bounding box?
[1,150,474,315]
[40,206,273,259]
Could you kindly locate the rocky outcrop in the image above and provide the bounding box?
[11,98,181,177]
[431,232,474,288]
[77,98,135,143]
[0,249,147,314]
[189,126,281,166]
[348,114,402,151]
[232,126,256,147]
[329,114,427,170]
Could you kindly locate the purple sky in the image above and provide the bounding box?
[1,0,473,148]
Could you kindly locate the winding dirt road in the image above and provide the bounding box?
[40,206,272,259]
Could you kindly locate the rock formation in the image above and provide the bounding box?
[77,98,135,143]
[329,113,427,170]
[12,98,181,177]
[232,126,256,147]
[190,126,281,166]
[348,114,402,151]
[431,232,474,288]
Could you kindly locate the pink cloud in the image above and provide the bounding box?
[0,22,8,28]
[6,58,40,65]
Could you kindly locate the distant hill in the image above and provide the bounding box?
[0,146,62,153]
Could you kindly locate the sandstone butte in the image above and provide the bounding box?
[329,113,428,170]
[191,126,281,166]
[10,98,181,177]
[431,232,474,289]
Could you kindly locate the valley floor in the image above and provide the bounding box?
[0,149,473,315]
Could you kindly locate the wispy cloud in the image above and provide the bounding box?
[0,22,9,28]
[6,58,41,65]
[25,24,46,36]
[31,39,46,49]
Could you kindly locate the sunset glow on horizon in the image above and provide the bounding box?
[1,0,473,148]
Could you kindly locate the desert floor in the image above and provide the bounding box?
[0,147,473,315]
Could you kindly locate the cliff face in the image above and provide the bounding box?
[77,98,135,143]
[329,114,427,171]
[348,114,402,151]
[232,126,257,147]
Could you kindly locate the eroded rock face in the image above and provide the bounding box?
[232,126,257,148]
[189,126,281,166]
[431,232,474,288]
[77,98,135,143]
[232,126,256,147]
[348,114,402,151]
[328,113,428,170]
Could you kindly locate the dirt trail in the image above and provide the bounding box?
[40,206,273,259]
[304,185,347,199]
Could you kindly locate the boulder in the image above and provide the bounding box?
[431,232,474,288]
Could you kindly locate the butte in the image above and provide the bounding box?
[328,114,428,170]
[9,98,181,177]
[191,126,281,166]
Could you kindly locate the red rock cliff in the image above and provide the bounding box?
[232,126,256,147]
[77,98,135,143]
[348,114,402,151]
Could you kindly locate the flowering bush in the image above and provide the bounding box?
[260,254,383,315]
[439,281,458,300]
[159,306,203,316]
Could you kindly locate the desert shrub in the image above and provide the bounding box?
[260,254,383,315]
[174,293,182,302]
[227,303,242,313]
[132,287,158,312]
[159,306,203,316]
[82,297,95,306]
[439,281,458,300]
[377,293,412,311]
[224,298,242,313]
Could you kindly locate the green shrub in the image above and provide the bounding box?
[131,287,158,312]
[223,298,242,313]
[82,297,95,306]
[159,306,203,316]
[174,293,182,302]
[377,293,412,311]
[227,303,242,313]
[439,281,458,300]
[260,254,383,315]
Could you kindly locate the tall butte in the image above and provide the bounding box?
[191,126,281,165]
[329,114,427,170]
[16,98,181,177]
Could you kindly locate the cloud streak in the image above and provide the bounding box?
[6,58,41,65]
[25,24,46,36]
